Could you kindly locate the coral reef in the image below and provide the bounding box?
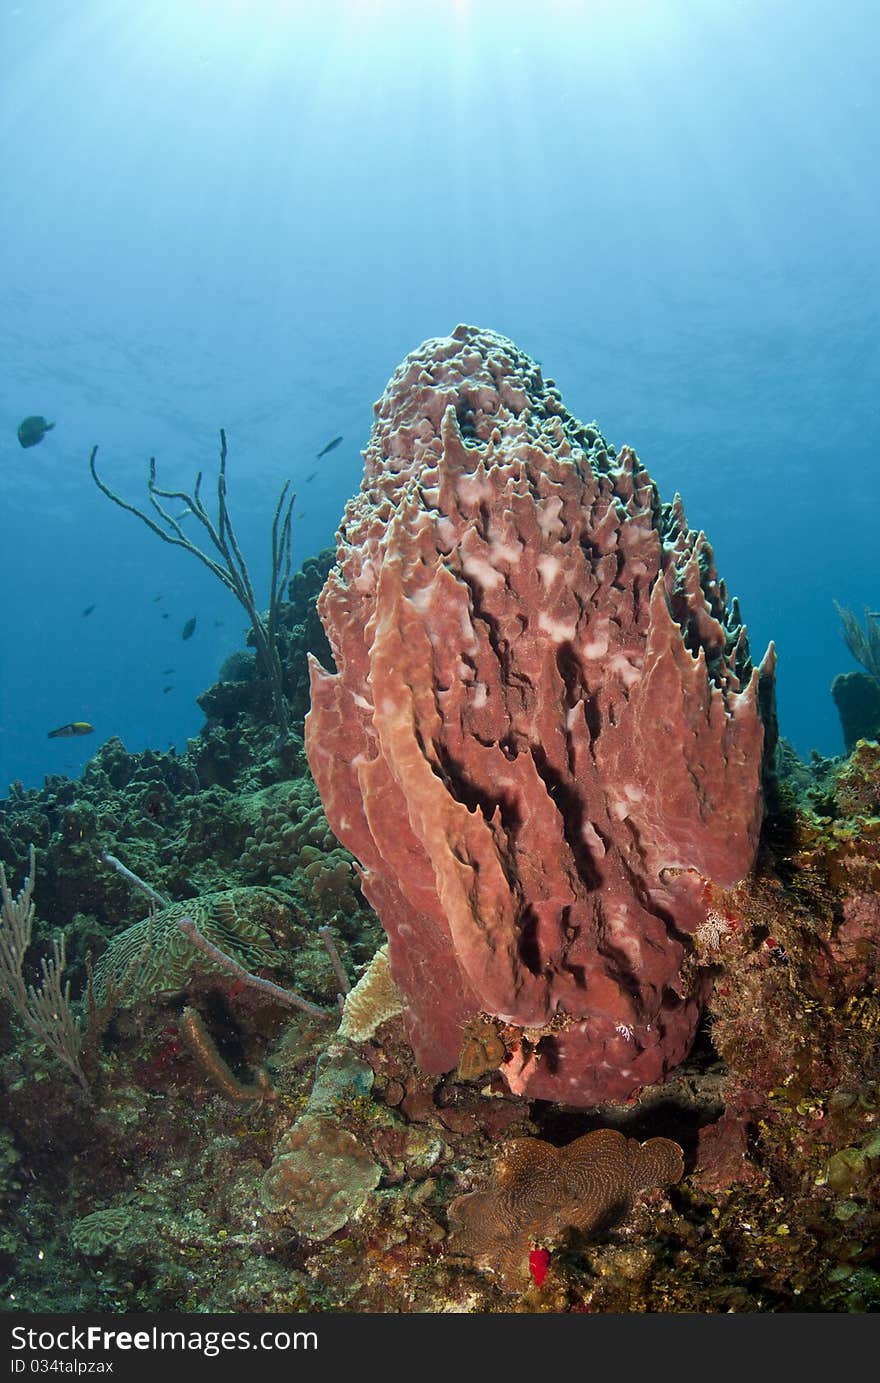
[1,707,878,1314]
[307,325,775,1106]
[1,354,879,1317]
[833,739,880,816]
[198,552,334,740]
[238,778,361,919]
[0,564,380,1009]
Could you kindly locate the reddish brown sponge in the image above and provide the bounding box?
[447,1128,684,1290]
[306,325,775,1105]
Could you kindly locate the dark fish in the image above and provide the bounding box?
[316,434,343,458]
[81,604,96,617]
[17,415,55,448]
[213,620,224,628]
[153,594,164,602]
[305,471,318,483]
[162,667,175,674]
[163,685,174,694]
[47,720,94,739]
[182,616,197,640]
[161,612,170,620]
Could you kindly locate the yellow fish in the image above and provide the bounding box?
[47,721,94,739]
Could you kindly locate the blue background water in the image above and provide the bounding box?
[1,0,878,791]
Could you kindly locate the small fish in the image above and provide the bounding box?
[316,434,343,458]
[161,612,170,620]
[48,720,94,739]
[81,604,96,617]
[162,667,175,674]
[304,470,318,483]
[163,685,174,694]
[182,616,197,640]
[175,508,192,521]
[152,594,164,602]
[213,620,224,628]
[17,415,55,448]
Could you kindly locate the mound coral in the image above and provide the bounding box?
[306,325,775,1106]
[260,1113,381,1240]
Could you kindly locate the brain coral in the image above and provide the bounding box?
[447,1128,684,1290]
[306,325,775,1106]
[92,887,296,1005]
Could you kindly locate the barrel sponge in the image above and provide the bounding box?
[307,325,775,1106]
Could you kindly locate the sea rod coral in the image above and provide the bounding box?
[306,325,775,1106]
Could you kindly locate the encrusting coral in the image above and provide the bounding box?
[447,1128,684,1290]
[260,1046,382,1240]
[260,1113,381,1240]
[307,324,776,1106]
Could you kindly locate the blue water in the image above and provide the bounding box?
[1,0,878,790]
